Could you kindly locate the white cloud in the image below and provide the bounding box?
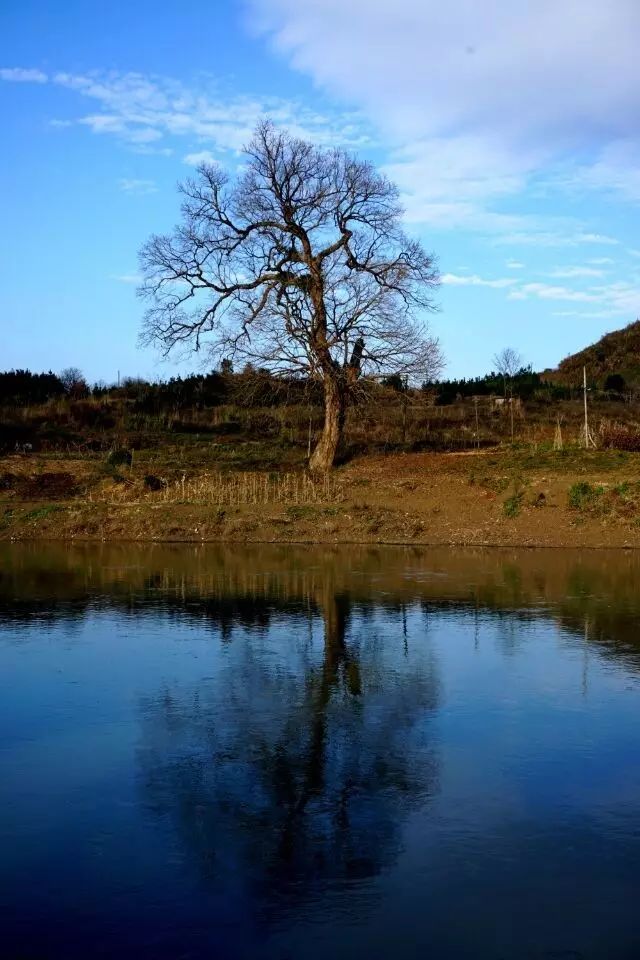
[551,310,620,319]
[0,67,47,83]
[442,268,640,319]
[253,0,640,144]
[383,135,540,227]
[509,283,600,303]
[118,178,158,194]
[442,273,516,289]
[510,280,640,316]
[183,150,216,166]
[588,257,614,265]
[549,266,605,279]
[494,231,619,248]
[506,259,524,269]
[251,0,640,229]
[565,140,640,202]
[0,66,372,154]
[577,233,620,246]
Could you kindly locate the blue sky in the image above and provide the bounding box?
[2,0,639,382]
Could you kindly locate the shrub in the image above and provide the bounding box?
[107,448,132,467]
[604,373,626,394]
[144,474,166,491]
[503,492,523,518]
[568,481,598,510]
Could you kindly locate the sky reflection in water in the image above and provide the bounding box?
[1,544,639,959]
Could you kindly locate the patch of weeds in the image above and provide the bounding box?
[566,480,640,523]
[503,491,524,519]
[107,449,133,468]
[23,504,64,522]
[0,507,16,530]
[568,481,601,511]
[285,505,317,520]
[502,475,528,518]
[473,474,510,494]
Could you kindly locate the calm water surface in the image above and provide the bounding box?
[1,543,640,959]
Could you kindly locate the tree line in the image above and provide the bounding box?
[1,362,630,411]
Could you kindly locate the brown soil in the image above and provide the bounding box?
[2,448,640,547]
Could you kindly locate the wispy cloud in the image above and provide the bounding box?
[383,136,539,229]
[0,67,47,83]
[506,259,524,269]
[442,273,516,289]
[510,280,640,317]
[118,178,157,194]
[563,141,640,203]
[509,283,600,303]
[0,66,372,155]
[494,231,620,248]
[442,269,640,320]
[252,0,640,233]
[183,150,216,166]
[549,266,605,279]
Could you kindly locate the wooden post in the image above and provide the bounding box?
[473,396,479,449]
[510,394,514,443]
[554,416,563,451]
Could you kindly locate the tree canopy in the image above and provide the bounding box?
[139,122,441,469]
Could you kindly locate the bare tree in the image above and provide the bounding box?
[59,366,89,399]
[139,122,442,470]
[493,346,524,442]
[492,347,523,398]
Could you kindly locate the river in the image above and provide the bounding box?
[1,543,639,958]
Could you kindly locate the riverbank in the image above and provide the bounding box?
[2,446,640,547]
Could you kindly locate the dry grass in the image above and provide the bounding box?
[91,470,338,506]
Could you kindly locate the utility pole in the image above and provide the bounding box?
[582,365,595,448]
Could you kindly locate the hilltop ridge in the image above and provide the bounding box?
[553,319,640,388]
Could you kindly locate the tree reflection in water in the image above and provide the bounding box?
[137,574,441,915]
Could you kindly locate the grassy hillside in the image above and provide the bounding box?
[555,319,640,388]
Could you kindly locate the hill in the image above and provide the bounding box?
[554,319,640,389]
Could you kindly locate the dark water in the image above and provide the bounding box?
[1,544,640,960]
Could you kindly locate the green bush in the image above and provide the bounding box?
[568,481,596,510]
[503,490,524,518]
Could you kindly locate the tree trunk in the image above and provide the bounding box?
[309,377,346,472]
